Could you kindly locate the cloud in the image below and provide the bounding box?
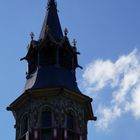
[125,85,140,119]
[95,105,121,129]
[81,48,140,129]
[83,59,115,91]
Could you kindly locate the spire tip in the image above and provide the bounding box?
[47,0,57,9]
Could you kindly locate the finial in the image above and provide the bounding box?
[48,0,56,3]
[30,32,35,40]
[64,28,68,36]
[47,0,57,9]
[72,39,77,47]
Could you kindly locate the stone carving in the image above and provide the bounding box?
[15,93,87,140]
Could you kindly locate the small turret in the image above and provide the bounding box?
[20,0,81,93]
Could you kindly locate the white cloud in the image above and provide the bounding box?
[83,59,115,91]
[126,85,140,119]
[81,48,140,129]
[95,105,121,129]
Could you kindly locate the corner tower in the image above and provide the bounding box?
[7,0,96,140]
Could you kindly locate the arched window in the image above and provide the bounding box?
[41,111,52,127]
[59,46,73,70]
[39,45,57,66]
[41,110,53,140]
[67,114,74,130]
[67,112,76,140]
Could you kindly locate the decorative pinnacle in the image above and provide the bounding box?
[30,32,35,40]
[72,39,77,47]
[64,28,68,36]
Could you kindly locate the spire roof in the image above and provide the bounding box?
[21,0,81,93]
[39,0,63,41]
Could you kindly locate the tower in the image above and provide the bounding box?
[7,0,96,140]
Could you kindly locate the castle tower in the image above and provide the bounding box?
[7,0,96,140]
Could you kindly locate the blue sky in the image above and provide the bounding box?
[0,0,140,139]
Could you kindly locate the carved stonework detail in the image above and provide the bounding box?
[14,90,89,140]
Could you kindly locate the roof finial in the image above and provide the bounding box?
[47,0,57,9]
[72,39,77,47]
[30,32,35,40]
[64,28,68,36]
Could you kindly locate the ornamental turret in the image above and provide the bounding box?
[7,1,96,140]
[20,0,82,93]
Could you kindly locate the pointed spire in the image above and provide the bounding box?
[39,0,63,41]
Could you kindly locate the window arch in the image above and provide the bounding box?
[67,113,74,130]
[39,44,57,66]
[41,110,52,128]
[41,108,53,140]
[66,111,76,140]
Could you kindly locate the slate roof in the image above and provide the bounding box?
[24,66,81,93]
[23,0,81,93]
[39,0,63,41]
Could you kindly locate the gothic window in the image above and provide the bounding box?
[67,113,76,140]
[41,110,53,140]
[39,45,57,65]
[59,47,73,70]
[67,114,74,130]
[46,45,57,65]
[41,111,52,127]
